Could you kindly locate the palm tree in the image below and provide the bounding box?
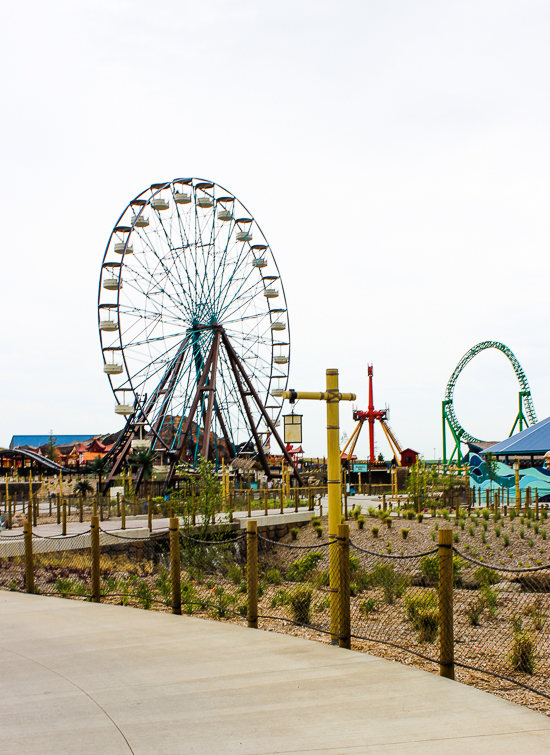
[130,448,156,498]
[73,479,93,498]
[87,456,111,496]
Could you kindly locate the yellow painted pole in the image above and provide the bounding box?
[264,488,268,516]
[283,371,355,645]
[62,499,67,535]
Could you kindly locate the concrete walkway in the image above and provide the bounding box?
[1,593,549,755]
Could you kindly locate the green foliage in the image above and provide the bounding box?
[520,528,525,539]
[154,567,172,605]
[481,521,488,532]
[270,589,290,608]
[55,577,75,598]
[290,527,299,540]
[468,525,475,537]
[416,513,424,523]
[371,526,379,538]
[453,531,459,543]
[385,518,392,529]
[420,555,463,586]
[212,586,235,618]
[509,510,516,521]
[73,479,94,497]
[367,507,377,517]
[480,585,498,616]
[181,581,197,614]
[289,588,313,624]
[227,564,242,585]
[503,533,510,546]
[7,580,19,591]
[481,508,490,521]
[474,566,499,586]
[526,598,546,631]
[286,552,324,582]
[404,591,439,643]
[369,563,409,604]
[357,515,365,529]
[265,568,282,585]
[509,616,536,674]
[401,528,410,540]
[360,597,377,618]
[314,525,323,538]
[349,554,360,575]
[134,579,154,609]
[459,519,465,530]
[542,529,547,541]
[404,509,416,520]
[467,597,483,626]
[495,525,501,537]
[534,523,539,535]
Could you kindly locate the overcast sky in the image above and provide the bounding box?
[2,1,550,460]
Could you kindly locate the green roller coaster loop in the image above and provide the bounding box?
[442,341,537,467]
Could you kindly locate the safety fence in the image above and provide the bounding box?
[1,520,549,702]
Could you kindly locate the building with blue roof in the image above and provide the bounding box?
[10,435,97,450]
[482,416,550,459]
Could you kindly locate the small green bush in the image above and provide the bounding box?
[468,525,475,537]
[266,568,282,585]
[534,523,540,535]
[509,618,536,674]
[482,521,488,532]
[503,533,510,546]
[417,513,424,523]
[509,510,516,521]
[367,507,377,517]
[404,509,416,520]
[314,525,323,538]
[520,528,525,539]
[474,566,499,586]
[286,552,324,582]
[289,588,313,624]
[495,525,501,538]
[401,528,410,540]
[357,515,365,529]
[371,526,379,538]
[460,519,465,530]
[453,531,459,544]
[361,597,377,617]
[482,508,490,521]
[405,592,439,643]
[290,527,299,540]
[227,563,242,585]
[466,598,483,626]
[542,529,547,540]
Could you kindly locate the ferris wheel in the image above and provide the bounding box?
[98,177,301,488]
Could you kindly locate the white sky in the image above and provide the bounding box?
[2,0,550,460]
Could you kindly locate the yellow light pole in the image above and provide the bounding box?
[283,368,355,645]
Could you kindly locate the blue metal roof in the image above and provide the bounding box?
[10,435,97,449]
[482,417,550,456]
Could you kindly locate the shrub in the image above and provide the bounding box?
[286,552,324,582]
[466,599,483,626]
[55,577,75,598]
[495,525,501,538]
[509,510,516,521]
[367,507,377,517]
[270,589,290,608]
[134,579,153,610]
[474,566,499,586]
[290,527,299,540]
[384,517,392,528]
[310,516,320,528]
[453,531,459,544]
[401,528,410,540]
[503,533,510,546]
[468,525,475,537]
[525,598,546,631]
[542,529,547,541]
[493,511,501,522]
[404,509,416,520]
[534,523,539,535]
[405,592,439,643]
[212,586,235,618]
[369,563,409,604]
[371,526,379,538]
[481,532,487,544]
[227,563,242,585]
[481,521,488,532]
[509,617,536,674]
[520,528,525,539]
[357,515,365,529]
[480,585,498,616]
[416,513,424,523]
[420,555,463,586]
[361,597,377,617]
[528,537,534,548]
[442,510,450,522]
[155,568,172,604]
[482,508,490,521]
[265,568,282,585]
[289,588,313,624]
[460,520,465,530]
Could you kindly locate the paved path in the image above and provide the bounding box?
[1,592,550,754]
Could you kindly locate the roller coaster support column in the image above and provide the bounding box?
[442,400,463,470]
[283,370,355,645]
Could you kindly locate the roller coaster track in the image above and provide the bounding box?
[443,341,537,455]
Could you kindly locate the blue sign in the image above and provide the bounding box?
[353,464,369,473]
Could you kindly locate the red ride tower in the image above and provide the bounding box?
[354,365,387,463]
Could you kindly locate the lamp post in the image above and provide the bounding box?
[283,369,355,644]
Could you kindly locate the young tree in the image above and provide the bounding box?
[87,456,111,495]
[484,452,500,493]
[45,430,58,461]
[73,479,93,498]
[129,447,156,498]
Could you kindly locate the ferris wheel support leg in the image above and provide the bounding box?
[200,331,221,461]
[221,330,305,486]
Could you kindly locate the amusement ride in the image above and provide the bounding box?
[97,178,303,490]
[442,341,537,465]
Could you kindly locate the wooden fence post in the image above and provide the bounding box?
[438,528,454,680]
[24,521,34,594]
[170,516,181,615]
[247,519,258,629]
[338,522,351,649]
[91,515,100,603]
[121,496,126,530]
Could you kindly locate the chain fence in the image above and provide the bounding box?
[349,542,441,665]
[2,519,550,704]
